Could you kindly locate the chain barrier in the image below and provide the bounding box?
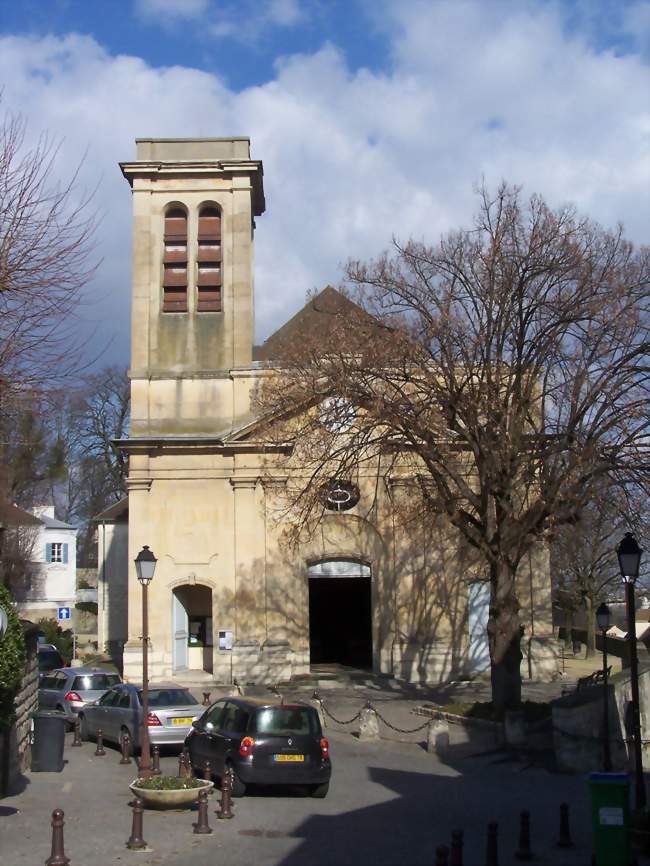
[315,694,430,734]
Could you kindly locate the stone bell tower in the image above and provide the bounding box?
[120,138,265,436]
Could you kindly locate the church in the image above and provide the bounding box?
[96,137,558,687]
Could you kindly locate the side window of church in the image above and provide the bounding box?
[162,207,188,312]
[46,543,68,564]
[196,205,222,312]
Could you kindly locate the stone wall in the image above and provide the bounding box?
[0,621,39,796]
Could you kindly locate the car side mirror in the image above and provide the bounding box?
[192,720,203,731]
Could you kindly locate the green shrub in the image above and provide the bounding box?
[37,618,73,662]
[133,775,204,790]
[0,585,26,730]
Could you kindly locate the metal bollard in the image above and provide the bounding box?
[485,821,498,866]
[515,811,533,860]
[178,751,187,778]
[126,797,147,850]
[193,789,213,835]
[151,744,161,775]
[435,844,450,866]
[202,759,211,781]
[94,729,105,757]
[202,691,211,706]
[71,717,82,747]
[216,768,234,819]
[450,829,463,866]
[45,808,70,866]
[557,802,573,848]
[119,733,132,765]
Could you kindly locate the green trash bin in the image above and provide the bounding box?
[589,772,630,866]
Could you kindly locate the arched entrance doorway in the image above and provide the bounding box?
[172,584,213,674]
[307,559,372,669]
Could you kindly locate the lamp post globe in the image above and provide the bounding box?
[617,532,642,584]
[134,545,157,779]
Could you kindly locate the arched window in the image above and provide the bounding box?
[162,207,188,312]
[196,205,222,312]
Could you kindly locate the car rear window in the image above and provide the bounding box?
[38,650,64,671]
[72,674,121,691]
[254,707,318,736]
[139,689,199,707]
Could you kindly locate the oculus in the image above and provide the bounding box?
[319,397,356,433]
[322,479,360,512]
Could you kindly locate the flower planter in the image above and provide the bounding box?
[129,778,213,810]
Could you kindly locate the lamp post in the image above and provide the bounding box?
[134,545,157,780]
[617,531,645,809]
[596,602,612,772]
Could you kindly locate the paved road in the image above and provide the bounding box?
[0,719,625,866]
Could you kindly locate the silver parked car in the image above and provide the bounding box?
[78,683,201,749]
[38,668,122,724]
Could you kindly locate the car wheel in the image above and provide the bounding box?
[311,782,329,799]
[79,714,89,742]
[226,762,246,798]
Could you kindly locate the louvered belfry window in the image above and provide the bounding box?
[196,205,222,312]
[162,207,188,312]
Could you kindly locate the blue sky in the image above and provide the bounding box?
[0,0,648,366]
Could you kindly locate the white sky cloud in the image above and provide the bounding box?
[0,2,648,367]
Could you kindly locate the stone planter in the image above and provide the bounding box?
[129,778,213,809]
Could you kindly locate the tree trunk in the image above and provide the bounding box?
[563,608,574,651]
[487,560,522,717]
[585,594,596,659]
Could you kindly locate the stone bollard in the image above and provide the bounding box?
[126,797,147,850]
[485,821,498,866]
[216,769,234,819]
[193,789,213,835]
[119,733,132,765]
[202,691,211,706]
[94,729,105,757]
[427,719,450,754]
[202,759,211,781]
[557,803,573,848]
[515,810,533,860]
[151,744,161,775]
[45,808,70,866]
[310,692,326,729]
[435,844,450,866]
[358,704,380,741]
[450,829,463,866]
[71,718,82,748]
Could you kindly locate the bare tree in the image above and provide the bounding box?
[553,484,650,657]
[0,106,97,396]
[257,184,650,713]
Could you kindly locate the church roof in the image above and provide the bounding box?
[253,286,377,362]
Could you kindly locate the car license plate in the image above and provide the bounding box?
[171,717,192,726]
[272,754,304,762]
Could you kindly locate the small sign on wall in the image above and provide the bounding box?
[218,629,233,651]
[57,607,71,622]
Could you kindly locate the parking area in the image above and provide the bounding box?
[0,707,624,866]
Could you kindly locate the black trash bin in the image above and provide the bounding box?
[31,710,67,772]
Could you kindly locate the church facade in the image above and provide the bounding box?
[107,136,559,686]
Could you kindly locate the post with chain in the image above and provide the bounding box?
[151,744,161,775]
[71,718,82,747]
[45,809,70,866]
[126,797,147,850]
[94,729,105,757]
[193,789,213,835]
[202,759,211,781]
[178,751,187,778]
[450,829,463,866]
[485,821,498,866]
[216,768,234,819]
[119,733,131,765]
[182,746,193,779]
[515,811,533,860]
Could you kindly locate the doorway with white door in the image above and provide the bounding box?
[172,585,213,674]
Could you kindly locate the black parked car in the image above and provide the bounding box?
[185,697,331,798]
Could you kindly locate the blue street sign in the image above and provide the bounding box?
[57,607,71,622]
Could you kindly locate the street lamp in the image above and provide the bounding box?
[596,602,612,771]
[134,545,157,780]
[617,531,645,809]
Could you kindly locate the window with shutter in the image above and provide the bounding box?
[163,207,188,312]
[196,205,222,312]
